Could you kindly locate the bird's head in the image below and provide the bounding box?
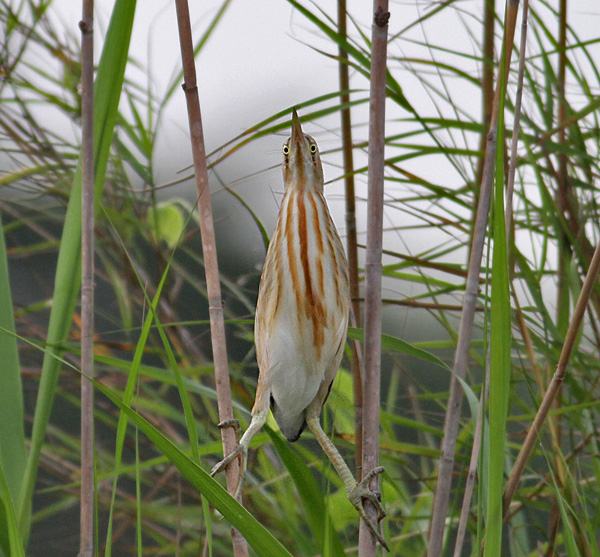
[282,108,324,193]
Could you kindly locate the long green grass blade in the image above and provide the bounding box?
[347,327,449,370]
[0,210,26,551]
[0,459,24,557]
[483,34,511,557]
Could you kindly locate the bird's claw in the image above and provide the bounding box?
[210,443,247,500]
[348,466,389,551]
[212,420,242,478]
[210,444,244,477]
[217,418,241,436]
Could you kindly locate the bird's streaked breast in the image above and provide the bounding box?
[256,188,349,365]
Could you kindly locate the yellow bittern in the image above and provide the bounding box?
[211,109,387,548]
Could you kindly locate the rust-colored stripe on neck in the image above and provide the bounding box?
[271,230,283,327]
[285,195,302,313]
[297,194,325,358]
[309,194,325,297]
[325,220,342,310]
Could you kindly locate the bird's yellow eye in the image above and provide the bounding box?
[282,144,290,156]
[310,144,317,154]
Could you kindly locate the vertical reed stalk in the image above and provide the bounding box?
[474,0,496,203]
[359,1,389,554]
[173,2,248,555]
[548,2,569,550]
[452,371,487,557]
[427,3,520,554]
[79,1,95,556]
[505,0,529,235]
[556,0,570,335]
[337,0,363,478]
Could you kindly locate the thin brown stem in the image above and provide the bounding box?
[337,0,363,479]
[79,1,94,555]
[453,358,488,557]
[505,0,529,235]
[173,2,248,555]
[358,2,389,554]
[474,0,496,203]
[549,0,569,540]
[503,239,600,514]
[555,0,570,335]
[427,2,520,554]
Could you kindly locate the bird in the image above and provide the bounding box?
[211,108,387,549]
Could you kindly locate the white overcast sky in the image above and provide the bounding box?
[39,0,600,337]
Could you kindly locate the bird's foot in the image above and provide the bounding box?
[210,420,247,499]
[348,466,389,551]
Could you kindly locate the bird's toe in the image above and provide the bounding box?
[347,469,389,550]
[210,444,244,477]
[216,418,241,436]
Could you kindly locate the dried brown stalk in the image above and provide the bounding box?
[473,0,496,205]
[79,1,95,555]
[452,363,488,557]
[548,1,570,548]
[358,1,390,554]
[505,0,529,234]
[173,2,247,555]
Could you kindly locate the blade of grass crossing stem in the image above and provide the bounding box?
[0,211,26,551]
[268,429,345,557]
[16,0,137,535]
[92,382,292,556]
[483,46,510,557]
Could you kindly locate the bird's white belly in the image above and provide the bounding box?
[266,311,327,417]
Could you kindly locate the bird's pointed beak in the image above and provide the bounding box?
[291,108,304,148]
[284,108,322,192]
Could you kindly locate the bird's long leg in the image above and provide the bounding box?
[306,416,389,551]
[210,408,269,499]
